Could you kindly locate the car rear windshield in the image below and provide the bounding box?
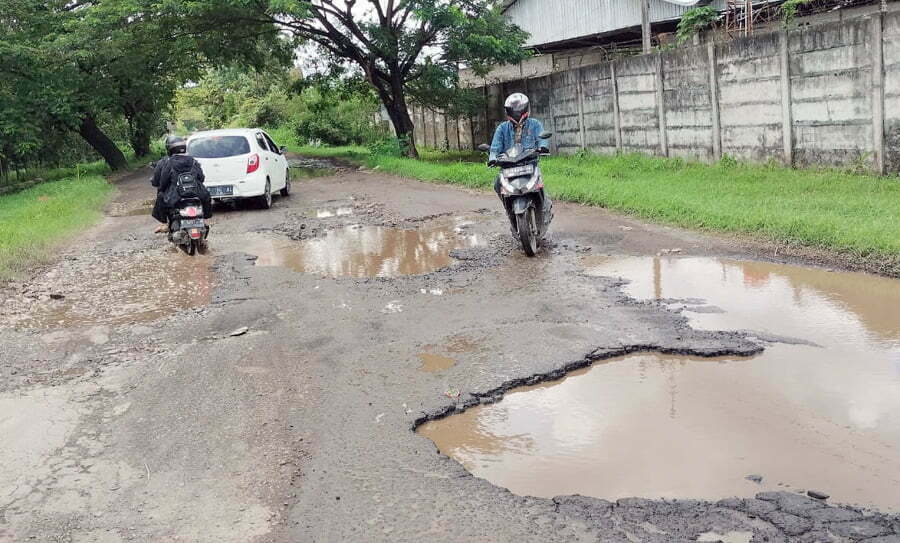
[187,136,251,158]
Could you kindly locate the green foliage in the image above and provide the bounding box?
[1,0,291,171]
[0,174,113,279]
[174,67,382,147]
[293,88,380,146]
[781,0,813,26]
[191,0,531,155]
[676,7,719,44]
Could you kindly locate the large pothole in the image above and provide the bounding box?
[1,252,215,330]
[419,256,900,511]
[233,216,487,278]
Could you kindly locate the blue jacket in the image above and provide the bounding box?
[489,118,549,162]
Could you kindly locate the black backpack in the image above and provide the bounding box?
[174,170,201,199]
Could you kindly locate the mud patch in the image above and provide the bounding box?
[235,218,486,278]
[420,257,900,510]
[1,253,214,329]
[418,353,456,373]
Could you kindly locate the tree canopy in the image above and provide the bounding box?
[1,0,290,171]
[208,0,530,157]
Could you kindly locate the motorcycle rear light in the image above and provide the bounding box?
[247,153,260,174]
[189,229,202,239]
[180,206,200,218]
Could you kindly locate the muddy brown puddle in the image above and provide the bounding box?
[2,254,214,329]
[236,218,485,278]
[418,257,900,510]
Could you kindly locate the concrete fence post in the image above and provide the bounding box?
[577,69,587,150]
[780,30,794,167]
[707,42,722,161]
[547,79,559,153]
[611,62,623,152]
[872,12,886,174]
[655,54,669,157]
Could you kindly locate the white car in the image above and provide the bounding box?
[186,128,291,209]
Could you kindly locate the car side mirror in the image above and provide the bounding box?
[279,146,287,154]
[477,144,490,152]
[539,132,553,139]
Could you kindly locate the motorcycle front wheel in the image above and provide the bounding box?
[516,207,538,257]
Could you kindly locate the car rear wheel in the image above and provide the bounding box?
[258,180,272,209]
[280,170,291,197]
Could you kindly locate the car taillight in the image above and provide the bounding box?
[247,153,260,174]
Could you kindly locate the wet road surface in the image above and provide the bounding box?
[1,159,898,542]
[420,257,900,510]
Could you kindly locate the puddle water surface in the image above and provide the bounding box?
[418,257,900,510]
[3,254,214,329]
[315,207,354,218]
[237,219,484,278]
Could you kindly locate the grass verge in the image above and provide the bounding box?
[0,174,114,280]
[291,144,900,275]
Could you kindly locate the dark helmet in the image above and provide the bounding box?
[165,135,187,156]
[504,93,530,124]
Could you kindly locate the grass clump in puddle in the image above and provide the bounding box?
[0,174,113,279]
[292,144,900,274]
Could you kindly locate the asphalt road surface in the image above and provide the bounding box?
[1,160,898,542]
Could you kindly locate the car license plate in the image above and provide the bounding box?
[180,219,205,229]
[502,164,534,178]
[208,185,233,197]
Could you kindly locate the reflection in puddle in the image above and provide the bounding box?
[237,219,484,278]
[315,207,354,218]
[418,353,457,373]
[420,257,900,509]
[697,532,752,543]
[3,254,214,329]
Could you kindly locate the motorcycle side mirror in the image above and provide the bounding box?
[476,144,490,152]
[539,132,553,139]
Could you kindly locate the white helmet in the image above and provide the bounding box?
[504,93,530,124]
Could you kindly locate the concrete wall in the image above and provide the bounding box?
[416,12,898,173]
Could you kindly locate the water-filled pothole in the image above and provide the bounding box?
[236,219,485,278]
[2,254,214,329]
[314,206,354,218]
[419,257,900,510]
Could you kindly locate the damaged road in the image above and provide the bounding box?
[1,158,898,542]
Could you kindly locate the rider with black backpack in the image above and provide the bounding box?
[151,135,212,233]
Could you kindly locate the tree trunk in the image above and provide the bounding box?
[78,116,129,171]
[130,128,151,158]
[127,109,156,158]
[384,101,418,158]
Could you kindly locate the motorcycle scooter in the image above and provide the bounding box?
[478,133,553,256]
[150,162,209,256]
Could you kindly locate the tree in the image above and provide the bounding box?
[229,0,530,158]
[0,0,290,170]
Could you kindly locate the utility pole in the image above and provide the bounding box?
[641,0,652,53]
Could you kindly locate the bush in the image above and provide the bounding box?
[292,88,381,146]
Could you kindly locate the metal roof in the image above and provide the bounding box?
[504,0,724,48]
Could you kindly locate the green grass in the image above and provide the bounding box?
[0,174,114,279]
[291,144,900,273]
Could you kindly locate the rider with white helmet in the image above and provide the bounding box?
[488,93,550,231]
